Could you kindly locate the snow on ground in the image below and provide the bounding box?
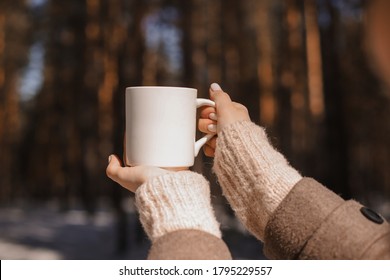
[0,198,265,260]
[0,198,150,260]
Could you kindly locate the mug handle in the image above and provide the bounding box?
[194,98,216,156]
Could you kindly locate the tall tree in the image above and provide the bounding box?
[304,0,324,120]
[0,0,31,200]
[21,0,88,203]
[253,0,277,128]
[320,2,351,198]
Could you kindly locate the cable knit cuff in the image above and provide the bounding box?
[135,171,221,242]
[214,121,302,240]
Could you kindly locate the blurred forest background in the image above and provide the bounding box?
[1,0,390,259]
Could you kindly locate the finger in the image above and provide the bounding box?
[209,83,232,109]
[213,91,232,107]
[203,144,215,157]
[106,155,139,192]
[123,133,127,165]
[199,106,216,119]
[106,154,123,180]
[210,83,223,95]
[106,154,131,185]
[198,118,217,134]
[206,136,217,149]
[164,167,189,171]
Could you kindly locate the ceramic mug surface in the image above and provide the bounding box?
[125,86,215,167]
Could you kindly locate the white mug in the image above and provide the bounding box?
[125,86,215,167]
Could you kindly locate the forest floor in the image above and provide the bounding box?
[0,198,265,260]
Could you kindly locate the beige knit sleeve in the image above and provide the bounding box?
[213,121,302,241]
[135,171,221,242]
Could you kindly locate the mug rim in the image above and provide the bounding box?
[126,86,196,91]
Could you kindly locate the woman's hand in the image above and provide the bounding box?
[106,155,171,192]
[198,83,251,157]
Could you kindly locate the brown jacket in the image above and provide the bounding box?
[136,121,390,259]
[148,177,390,259]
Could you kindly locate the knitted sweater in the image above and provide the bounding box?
[135,121,390,259]
[135,121,300,243]
[213,121,302,240]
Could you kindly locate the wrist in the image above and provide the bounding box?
[214,121,302,240]
[135,171,221,242]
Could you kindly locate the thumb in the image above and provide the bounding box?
[106,154,141,192]
[209,83,233,112]
[106,154,122,180]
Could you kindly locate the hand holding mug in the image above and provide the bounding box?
[107,86,216,192]
[198,83,251,157]
[106,155,172,192]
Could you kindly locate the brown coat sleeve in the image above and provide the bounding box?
[147,229,232,260]
[264,178,390,259]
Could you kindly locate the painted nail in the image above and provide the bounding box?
[108,155,112,163]
[208,124,217,133]
[209,113,218,121]
[210,83,222,91]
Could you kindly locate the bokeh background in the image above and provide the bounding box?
[1,0,390,259]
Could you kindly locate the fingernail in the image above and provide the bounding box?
[211,83,222,91]
[207,124,217,133]
[108,155,112,163]
[209,113,218,121]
